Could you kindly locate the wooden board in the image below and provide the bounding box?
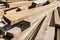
[35,11,53,40]
[2,11,46,40]
[16,1,59,40]
[8,1,32,8]
[1,1,47,15]
[4,1,47,14]
[16,13,46,40]
[57,28,60,40]
[43,27,55,40]
[0,10,4,18]
[3,1,60,25]
[54,8,60,26]
[48,0,57,2]
[6,27,21,40]
[42,12,55,40]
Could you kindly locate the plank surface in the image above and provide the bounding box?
[42,12,55,40]
[8,1,32,8]
[1,11,46,40]
[35,11,53,40]
[3,1,60,25]
[6,27,21,40]
[0,10,4,18]
[57,28,60,40]
[7,0,28,2]
[43,27,55,40]
[17,13,46,40]
[54,8,60,26]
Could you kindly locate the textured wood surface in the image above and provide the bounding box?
[54,8,60,26]
[3,1,60,25]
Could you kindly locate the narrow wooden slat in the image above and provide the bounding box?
[56,7,60,40]
[54,8,60,26]
[57,28,60,40]
[0,10,4,18]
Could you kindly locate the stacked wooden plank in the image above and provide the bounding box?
[54,5,60,40]
[0,1,60,40]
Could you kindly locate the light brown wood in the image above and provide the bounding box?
[35,11,53,40]
[17,13,46,40]
[3,11,46,40]
[8,1,32,8]
[3,1,60,25]
[16,1,59,39]
[48,0,57,2]
[0,10,4,18]
[43,27,55,40]
[6,27,21,40]
[42,12,55,40]
[0,38,4,40]
[54,8,60,26]
[7,0,28,2]
[57,28,60,40]
[4,1,47,14]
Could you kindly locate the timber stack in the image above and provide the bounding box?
[0,0,60,40]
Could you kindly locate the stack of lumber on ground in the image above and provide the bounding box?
[0,1,47,18]
[0,1,60,40]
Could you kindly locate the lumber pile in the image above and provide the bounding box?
[0,0,60,40]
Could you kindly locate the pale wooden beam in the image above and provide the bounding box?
[54,8,60,27]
